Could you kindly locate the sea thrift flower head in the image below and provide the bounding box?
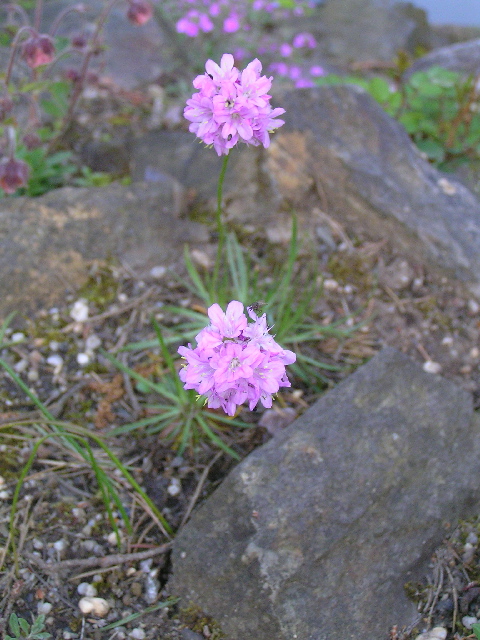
[21,33,55,69]
[178,301,296,416]
[223,12,241,33]
[126,0,153,25]
[184,53,285,156]
[292,32,317,49]
[0,156,29,194]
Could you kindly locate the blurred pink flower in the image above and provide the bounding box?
[223,12,241,33]
[21,33,55,69]
[0,157,29,194]
[126,0,153,25]
[292,32,317,49]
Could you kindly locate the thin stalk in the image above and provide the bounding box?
[211,154,230,296]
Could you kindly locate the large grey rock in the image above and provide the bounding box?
[301,0,432,65]
[0,181,207,321]
[40,0,187,89]
[259,85,480,296]
[406,38,480,78]
[170,347,480,640]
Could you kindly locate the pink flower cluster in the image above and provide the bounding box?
[178,301,296,416]
[184,53,285,156]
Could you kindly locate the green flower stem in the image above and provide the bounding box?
[212,154,230,296]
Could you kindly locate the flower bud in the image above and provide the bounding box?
[126,0,153,25]
[0,157,30,194]
[22,132,42,150]
[0,95,14,122]
[21,33,56,69]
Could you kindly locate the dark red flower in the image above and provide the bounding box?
[0,157,30,194]
[0,95,14,122]
[22,132,42,150]
[21,33,55,69]
[126,0,153,25]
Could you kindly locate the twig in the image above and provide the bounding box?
[179,451,223,529]
[25,542,172,573]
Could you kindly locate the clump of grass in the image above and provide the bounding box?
[0,317,173,572]
[105,220,359,455]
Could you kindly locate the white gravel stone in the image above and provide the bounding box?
[415,627,447,640]
[85,334,101,352]
[77,353,90,366]
[11,332,25,343]
[53,539,67,552]
[468,299,480,314]
[323,278,339,291]
[423,360,442,374]
[77,582,97,597]
[47,354,63,373]
[462,616,478,630]
[149,265,167,279]
[14,359,28,373]
[129,628,146,640]
[78,596,110,617]
[167,478,181,496]
[0,490,9,500]
[70,299,89,323]
[37,602,52,615]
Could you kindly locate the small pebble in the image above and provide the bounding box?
[11,332,25,343]
[415,627,447,640]
[149,265,167,279]
[85,334,101,352]
[70,299,89,323]
[129,629,146,640]
[323,278,339,291]
[423,361,442,374]
[462,616,478,630]
[78,596,110,617]
[77,353,90,366]
[470,347,479,359]
[467,532,478,545]
[53,539,67,552]
[167,478,181,496]
[46,354,63,373]
[37,602,52,615]
[77,582,97,597]
[14,359,28,373]
[468,299,480,315]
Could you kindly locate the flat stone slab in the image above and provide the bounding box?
[170,347,480,640]
[0,181,207,320]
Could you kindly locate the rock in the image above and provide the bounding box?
[40,0,188,90]
[257,85,480,296]
[130,130,240,206]
[406,38,480,78]
[170,347,480,640]
[300,0,432,65]
[0,181,207,320]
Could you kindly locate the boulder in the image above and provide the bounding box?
[40,0,187,90]
[0,181,207,321]
[170,347,480,640]
[299,0,432,65]
[406,38,480,78]
[261,85,480,295]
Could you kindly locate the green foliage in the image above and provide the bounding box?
[14,146,76,197]
[172,221,352,387]
[316,66,480,170]
[5,613,51,640]
[472,622,480,639]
